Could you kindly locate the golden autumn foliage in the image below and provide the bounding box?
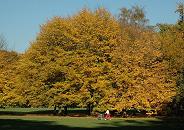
[1,6,183,116]
[159,23,184,108]
[16,8,122,110]
[0,50,21,107]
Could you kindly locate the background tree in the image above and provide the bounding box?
[119,5,149,28]
[111,27,176,113]
[0,34,7,51]
[118,5,150,42]
[0,50,20,107]
[157,2,184,115]
[175,2,184,24]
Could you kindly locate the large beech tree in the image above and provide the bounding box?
[13,8,176,115]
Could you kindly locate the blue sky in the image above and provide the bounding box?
[0,0,183,52]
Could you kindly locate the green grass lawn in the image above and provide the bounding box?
[0,108,184,130]
[0,115,184,130]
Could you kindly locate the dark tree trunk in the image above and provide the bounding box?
[53,105,57,115]
[64,106,68,115]
[87,104,93,115]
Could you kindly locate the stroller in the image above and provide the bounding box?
[97,113,111,120]
[97,113,105,120]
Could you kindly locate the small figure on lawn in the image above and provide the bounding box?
[104,109,111,120]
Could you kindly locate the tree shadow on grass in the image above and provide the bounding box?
[0,109,88,116]
[0,117,184,130]
[0,110,54,116]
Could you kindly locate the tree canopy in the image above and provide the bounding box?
[0,4,183,116]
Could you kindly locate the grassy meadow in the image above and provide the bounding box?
[0,108,184,130]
